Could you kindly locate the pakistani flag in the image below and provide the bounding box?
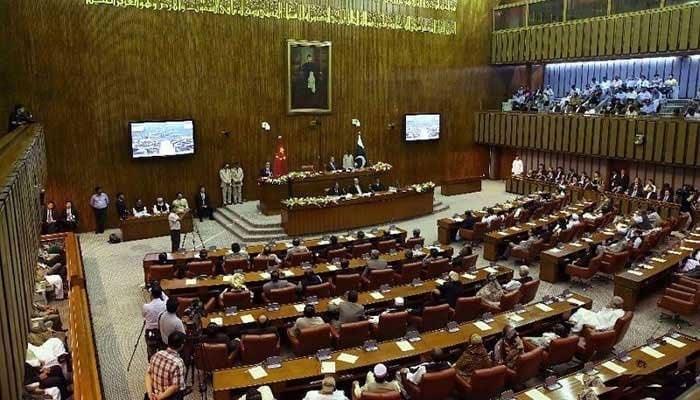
[354,133,367,168]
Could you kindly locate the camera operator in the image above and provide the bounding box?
[159,298,185,346]
[145,331,186,400]
[143,284,169,360]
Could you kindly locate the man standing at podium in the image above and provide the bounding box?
[219,163,232,205]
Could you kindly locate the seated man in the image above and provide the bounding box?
[241,314,278,336]
[400,348,451,385]
[327,181,345,196]
[352,363,401,397]
[285,238,309,262]
[516,265,533,284]
[152,197,170,215]
[348,178,364,195]
[502,230,537,259]
[525,323,571,349]
[421,247,441,266]
[171,192,190,213]
[363,250,388,277]
[60,201,79,232]
[255,246,282,268]
[451,246,474,270]
[369,177,385,193]
[476,273,504,308]
[328,290,365,329]
[437,271,464,307]
[262,270,294,294]
[481,208,497,228]
[132,199,150,218]
[298,269,323,292]
[224,242,249,261]
[41,201,58,234]
[290,305,325,337]
[302,376,348,400]
[568,296,625,333]
[460,210,478,230]
[409,228,423,245]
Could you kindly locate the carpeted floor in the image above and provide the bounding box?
[78,180,700,400]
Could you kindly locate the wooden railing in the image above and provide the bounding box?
[42,233,104,400]
[492,3,700,64]
[475,111,700,168]
[0,124,46,400]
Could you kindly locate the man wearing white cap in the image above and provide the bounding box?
[302,376,349,400]
[353,363,401,397]
[568,296,625,333]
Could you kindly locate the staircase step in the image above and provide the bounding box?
[216,207,284,235]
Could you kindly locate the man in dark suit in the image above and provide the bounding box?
[328,290,365,329]
[348,178,364,195]
[437,271,464,307]
[60,200,79,232]
[362,250,388,277]
[460,211,478,230]
[609,170,621,192]
[115,192,129,220]
[326,156,338,172]
[327,182,345,196]
[369,178,385,193]
[196,185,214,221]
[260,161,273,178]
[619,169,630,192]
[42,201,58,234]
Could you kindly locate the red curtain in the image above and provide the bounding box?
[273,136,287,176]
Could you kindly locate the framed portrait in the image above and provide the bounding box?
[287,39,332,114]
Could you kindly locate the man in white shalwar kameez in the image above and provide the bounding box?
[569,296,625,333]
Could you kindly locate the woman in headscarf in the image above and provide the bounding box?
[493,324,524,368]
[454,334,492,378]
[476,273,504,308]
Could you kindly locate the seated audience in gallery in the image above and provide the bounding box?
[41,201,58,234]
[60,200,79,232]
[152,197,170,214]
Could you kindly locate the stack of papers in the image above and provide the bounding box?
[222,275,234,282]
[601,361,627,374]
[209,317,223,326]
[337,353,359,364]
[326,265,338,272]
[651,257,667,263]
[525,389,550,400]
[484,267,498,274]
[627,270,644,276]
[248,366,268,379]
[396,340,414,352]
[259,272,271,280]
[461,273,477,280]
[473,321,492,331]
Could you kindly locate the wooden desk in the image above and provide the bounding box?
[120,212,192,241]
[515,333,700,400]
[160,245,454,294]
[41,233,103,400]
[482,202,593,262]
[212,293,592,399]
[143,229,409,285]
[539,231,614,283]
[507,177,681,219]
[257,168,389,215]
[440,177,482,196]
[614,232,700,310]
[282,189,434,236]
[201,265,513,329]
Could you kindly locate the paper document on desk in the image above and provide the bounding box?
[571,243,583,247]
[318,240,330,245]
[680,246,693,251]
[337,353,359,364]
[663,337,686,348]
[508,314,524,322]
[651,257,667,263]
[668,250,682,255]
[329,298,343,306]
[461,273,476,280]
[601,361,627,374]
[369,292,384,300]
[321,361,336,373]
[484,267,498,274]
[473,321,492,331]
[248,366,268,379]
[390,230,401,235]
[525,389,550,400]
[293,304,306,313]
[627,270,644,276]
[639,264,653,270]
[283,270,295,277]
[497,232,508,236]
[567,298,585,306]
[435,279,446,285]
[686,239,700,244]
[240,314,255,324]
[526,222,537,226]
[259,272,271,280]
[185,279,197,285]
[641,346,665,359]
[535,303,554,312]
[396,340,414,352]
[209,317,223,326]
[326,265,338,272]
[453,218,464,222]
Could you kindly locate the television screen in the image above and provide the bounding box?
[404,114,440,142]
[130,120,195,158]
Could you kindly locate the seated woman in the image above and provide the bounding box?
[476,273,504,308]
[493,325,524,369]
[454,334,491,378]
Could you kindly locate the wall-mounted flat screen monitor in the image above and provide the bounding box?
[404,114,440,142]
[130,120,195,158]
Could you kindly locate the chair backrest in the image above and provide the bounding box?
[366,269,395,290]
[498,290,521,311]
[240,333,279,365]
[468,365,508,400]
[395,261,422,284]
[461,254,478,270]
[417,368,456,398]
[377,311,408,340]
[583,330,617,360]
[187,260,214,276]
[327,247,348,260]
[588,253,604,271]
[305,282,331,298]
[289,251,313,266]
[222,258,249,274]
[424,258,450,279]
[337,320,371,348]
[221,290,252,309]
[358,392,402,400]
[405,237,425,249]
[559,228,575,243]
[518,279,540,304]
[175,296,198,317]
[544,335,579,366]
[267,286,297,304]
[512,347,544,383]
[453,296,483,323]
[419,303,450,332]
[376,239,397,253]
[472,222,488,237]
[352,243,373,258]
[600,251,629,274]
[613,311,633,344]
[332,273,360,296]
[148,264,174,282]
[296,324,332,355]
[194,343,233,371]
[252,256,275,271]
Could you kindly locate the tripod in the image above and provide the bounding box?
[127,320,146,372]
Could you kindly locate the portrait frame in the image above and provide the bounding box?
[287,39,332,114]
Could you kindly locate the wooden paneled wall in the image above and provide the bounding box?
[4,0,494,232]
[0,124,47,400]
[516,148,700,191]
[544,55,700,99]
[492,4,700,64]
[475,111,700,168]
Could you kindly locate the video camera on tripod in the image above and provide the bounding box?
[184,298,207,334]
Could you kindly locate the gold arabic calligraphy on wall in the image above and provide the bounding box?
[84,0,458,35]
